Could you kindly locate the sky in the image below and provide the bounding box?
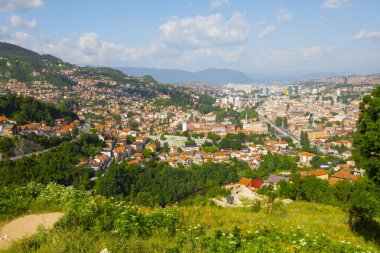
[0,0,379,76]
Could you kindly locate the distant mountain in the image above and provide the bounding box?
[116,67,254,84]
[247,72,340,83]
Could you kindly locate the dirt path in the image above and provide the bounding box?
[0,212,63,250]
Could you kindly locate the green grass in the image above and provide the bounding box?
[1,201,379,253]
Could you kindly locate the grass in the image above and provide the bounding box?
[180,201,378,249]
[1,201,379,253]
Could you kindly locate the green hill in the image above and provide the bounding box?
[0,42,158,87]
[0,183,378,253]
[0,42,75,86]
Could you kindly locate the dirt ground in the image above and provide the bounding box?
[0,212,63,250]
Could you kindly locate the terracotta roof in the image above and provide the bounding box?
[251,179,264,189]
[167,158,178,163]
[97,154,108,161]
[328,177,340,185]
[237,177,251,186]
[299,152,315,157]
[115,146,125,153]
[332,171,360,181]
[301,169,329,178]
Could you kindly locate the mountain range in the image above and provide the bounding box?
[116,67,254,84]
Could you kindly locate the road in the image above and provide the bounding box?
[8,137,78,161]
[259,116,300,145]
[9,148,52,160]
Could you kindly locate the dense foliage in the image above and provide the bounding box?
[0,133,103,187]
[0,42,75,86]
[0,183,376,252]
[0,92,78,125]
[95,160,251,206]
[353,86,380,184]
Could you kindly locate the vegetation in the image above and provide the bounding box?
[0,183,377,252]
[0,92,78,125]
[95,160,251,206]
[353,86,380,184]
[0,42,75,86]
[0,133,103,188]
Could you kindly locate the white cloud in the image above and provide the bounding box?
[0,0,44,11]
[353,29,380,40]
[211,0,230,8]
[9,15,37,29]
[276,9,293,22]
[256,21,275,39]
[0,24,9,38]
[158,11,251,48]
[321,0,349,9]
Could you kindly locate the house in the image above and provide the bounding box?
[331,169,360,183]
[250,179,264,189]
[301,169,329,180]
[113,146,126,160]
[264,174,291,186]
[158,153,168,161]
[94,154,110,166]
[274,141,289,149]
[167,157,178,167]
[146,144,157,153]
[299,152,315,164]
[237,177,251,187]
[133,153,144,160]
[0,116,8,123]
[136,136,150,145]
[180,156,192,166]
[1,124,17,136]
[131,141,143,151]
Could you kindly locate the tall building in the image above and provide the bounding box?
[288,85,293,95]
[182,120,188,132]
[294,85,299,95]
[262,87,270,96]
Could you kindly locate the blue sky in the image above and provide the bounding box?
[0,0,379,75]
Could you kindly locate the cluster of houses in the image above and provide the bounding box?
[300,161,362,185]
[227,160,362,192]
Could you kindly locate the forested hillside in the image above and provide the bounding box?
[0,92,78,125]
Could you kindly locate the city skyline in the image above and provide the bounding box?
[0,0,379,76]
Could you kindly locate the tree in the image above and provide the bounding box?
[300,131,310,150]
[275,117,283,126]
[283,117,288,129]
[0,137,14,157]
[348,179,380,228]
[353,86,380,184]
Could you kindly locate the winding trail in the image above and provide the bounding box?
[0,212,63,250]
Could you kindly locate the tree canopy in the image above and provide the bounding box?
[353,86,380,184]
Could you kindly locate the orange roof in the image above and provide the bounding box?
[301,169,329,178]
[127,160,139,165]
[299,152,315,157]
[0,116,8,121]
[328,177,340,185]
[237,177,251,186]
[167,158,178,163]
[310,169,329,176]
[115,146,125,153]
[332,171,360,181]
[134,153,143,157]
[97,154,108,161]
